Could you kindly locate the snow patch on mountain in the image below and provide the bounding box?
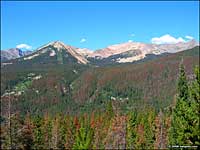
[50,50,56,56]
[24,53,39,60]
[117,54,145,63]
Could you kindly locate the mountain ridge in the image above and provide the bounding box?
[1,40,198,64]
[1,48,32,62]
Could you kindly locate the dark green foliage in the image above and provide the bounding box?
[126,109,156,149]
[144,110,156,148]
[177,63,189,100]
[73,115,94,149]
[170,65,200,146]
[32,115,45,149]
[127,111,138,149]
[170,63,189,145]
[187,66,200,146]
[106,100,114,116]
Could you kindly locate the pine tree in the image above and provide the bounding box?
[73,115,94,149]
[144,109,156,148]
[170,63,189,145]
[9,114,23,149]
[126,111,137,149]
[20,113,34,149]
[169,63,200,146]
[32,115,45,149]
[58,114,67,149]
[177,63,189,100]
[1,114,22,149]
[134,112,146,149]
[187,66,200,146]
[106,100,114,117]
[43,113,52,149]
[65,116,76,149]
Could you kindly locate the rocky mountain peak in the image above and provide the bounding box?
[50,41,66,49]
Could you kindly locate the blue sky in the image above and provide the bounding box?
[1,1,199,51]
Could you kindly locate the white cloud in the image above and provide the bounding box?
[185,35,194,40]
[128,40,133,42]
[80,38,86,43]
[16,44,32,50]
[151,34,186,44]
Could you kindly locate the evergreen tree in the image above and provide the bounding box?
[177,63,189,100]
[1,114,22,149]
[169,64,200,146]
[170,63,189,145]
[65,116,76,149]
[32,115,45,149]
[106,100,114,117]
[187,66,200,146]
[20,114,34,149]
[58,114,67,149]
[43,113,53,149]
[144,109,156,148]
[9,114,23,149]
[133,112,146,149]
[73,115,94,149]
[126,111,137,149]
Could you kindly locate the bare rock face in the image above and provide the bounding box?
[76,48,93,57]
[87,40,198,63]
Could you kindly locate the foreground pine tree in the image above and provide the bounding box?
[188,66,200,146]
[170,64,200,147]
[170,63,189,145]
[126,111,138,149]
[73,115,94,149]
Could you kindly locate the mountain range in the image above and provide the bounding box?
[1,48,32,62]
[1,39,199,115]
[1,45,199,116]
[1,40,198,65]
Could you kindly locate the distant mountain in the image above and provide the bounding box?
[1,48,32,62]
[76,48,93,57]
[1,40,198,66]
[87,40,198,63]
[3,41,89,66]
